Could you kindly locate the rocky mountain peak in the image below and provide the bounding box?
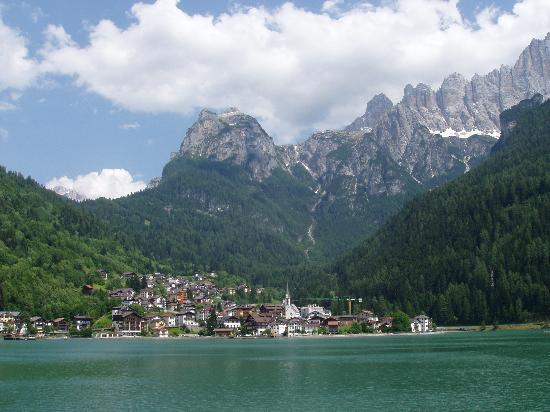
[179,108,280,180]
[345,93,393,132]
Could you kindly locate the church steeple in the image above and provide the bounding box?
[284,281,291,306]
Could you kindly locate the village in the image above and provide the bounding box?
[0,271,434,340]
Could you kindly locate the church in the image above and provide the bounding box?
[283,283,300,320]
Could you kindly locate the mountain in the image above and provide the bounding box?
[0,167,154,318]
[333,95,550,324]
[82,34,550,282]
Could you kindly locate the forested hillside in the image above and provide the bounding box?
[85,156,315,285]
[0,168,156,318]
[334,95,550,324]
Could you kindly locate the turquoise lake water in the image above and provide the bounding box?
[1,331,549,411]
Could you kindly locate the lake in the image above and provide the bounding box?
[1,331,549,411]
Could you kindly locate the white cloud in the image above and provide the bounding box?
[0,128,8,143]
[120,122,140,130]
[0,16,38,92]
[322,0,343,13]
[46,168,147,200]
[32,0,550,142]
[0,101,16,111]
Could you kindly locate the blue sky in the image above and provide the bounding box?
[0,0,545,198]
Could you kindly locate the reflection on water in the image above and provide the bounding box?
[1,331,549,411]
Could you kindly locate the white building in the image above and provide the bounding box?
[300,305,331,319]
[223,316,241,330]
[283,283,301,320]
[411,315,433,333]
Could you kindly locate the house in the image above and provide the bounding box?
[82,284,94,295]
[0,311,21,333]
[73,315,93,331]
[154,296,167,310]
[139,288,155,300]
[411,315,433,333]
[175,312,199,329]
[286,318,306,335]
[223,316,241,330]
[122,271,137,279]
[235,305,255,318]
[300,305,331,319]
[162,314,177,328]
[176,290,188,304]
[195,306,212,322]
[259,304,284,318]
[152,328,169,338]
[147,316,168,336]
[108,288,135,300]
[357,310,378,324]
[226,287,236,296]
[52,318,68,333]
[29,316,45,334]
[244,313,273,336]
[112,308,143,337]
[98,269,108,281]
[376,317,393,330]
[322,317,340,334]
[213,328,233,337]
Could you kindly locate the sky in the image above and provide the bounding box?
[0,0,548,199]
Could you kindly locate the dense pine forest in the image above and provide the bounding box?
[84,156,316,285]
[334,95,550,324]
[0,168,158,318]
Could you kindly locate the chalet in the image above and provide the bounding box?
[122,271,137,279]
[176,311,199,329]
[73,315,93,331]
[139,288,155,300]
[300,305,331,319]
[244,313,273,336]
[259,304,284,317]
[98,269,108,281]
[162,314,177,328]
[112,308,143,336]
[376,317,393,330]
[213,328,233,337]
[255,287,264,295]
[235,305,255,318]
[108,288,135,300]
[411,315,433,333]
[0,311,21,333]
[286,318,306,335]
[176,290,188,304]
[357,310,378,324]
[195,306,212,322]
[52,318,68,333]
[322,317,340,334]
[237,284,250,293]
[82,284,94,295]
[29,316,45,334]
[223,316,241,330]
[226,287,236,296]
[153,296,167,310]
[152,327,169,338]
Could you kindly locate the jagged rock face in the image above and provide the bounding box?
[174,34,549,251]
[345,93,393,132]
[179,108,280,180]
[361,33,550,143]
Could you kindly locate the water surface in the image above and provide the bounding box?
[1,331,549,411]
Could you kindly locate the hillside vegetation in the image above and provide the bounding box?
[334,96,550,324]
